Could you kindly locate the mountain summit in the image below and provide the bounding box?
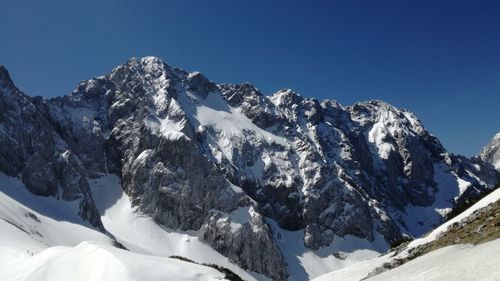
[0,57,498,280]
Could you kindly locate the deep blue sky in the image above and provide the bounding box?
[1,1,499,156]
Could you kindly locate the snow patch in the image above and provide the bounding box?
[144,117,187,140]
[368,120,394,159]
[227,206,254,231]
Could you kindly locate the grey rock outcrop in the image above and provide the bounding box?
[200,206,288,280]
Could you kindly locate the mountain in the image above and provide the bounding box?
[0,57,498,280]
[480,133,500,171]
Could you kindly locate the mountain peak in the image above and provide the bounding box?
[0,65,14,86]
[140,56,165,65]
[124,56,167,67]
[0,65,8,75]
[108,56,176,78]
[493,132,500,141]
[269,88,304,107]
[0,65,24,105]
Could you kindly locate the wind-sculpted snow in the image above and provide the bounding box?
[0,58,498,280]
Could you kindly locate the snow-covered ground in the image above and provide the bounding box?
[0,241,226,281]
[313,239,500,281]
[0,173,112,252]
[311,254,392,281]
[366,239,500,281]
[0,173,233,281]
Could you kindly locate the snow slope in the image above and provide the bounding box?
[268,219,388,280]
[311,255,392,281]
[0,242,225,281]
[313,239,500,281]
[0,173,230,281]
[366,239,500,281]
[0,173,112,253]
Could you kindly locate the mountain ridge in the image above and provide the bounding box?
[0,56,498,280]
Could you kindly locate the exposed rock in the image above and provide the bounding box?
[200,207,288,280]
[219,83,282,128]
[0,66,103,230]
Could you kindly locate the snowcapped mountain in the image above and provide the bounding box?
[0,57,498,280]
[480,132,500,171]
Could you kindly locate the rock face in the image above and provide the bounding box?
[0,66,102,229]
[0,58,498,280]
[480,133,500,171]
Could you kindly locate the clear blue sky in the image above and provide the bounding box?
[1,0,499,156]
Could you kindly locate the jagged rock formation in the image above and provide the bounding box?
[0,57,498,280]
[0,66,102,229]
[480,133,500,171]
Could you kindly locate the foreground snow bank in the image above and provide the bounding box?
[0,173,112,252]
[313,238,500,281]
[0,241,225,281]
[367,239,500,281]
[0,173,227,281]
